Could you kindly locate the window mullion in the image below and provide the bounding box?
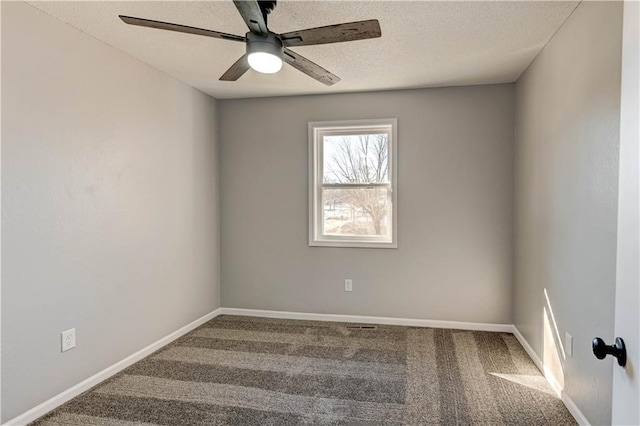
[321,183,391,189]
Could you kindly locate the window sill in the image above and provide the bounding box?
[309,240,397,249]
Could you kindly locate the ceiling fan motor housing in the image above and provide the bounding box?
[246,32,283,59]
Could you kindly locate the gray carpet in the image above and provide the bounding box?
[32,315,576,425]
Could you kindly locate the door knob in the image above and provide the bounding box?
[592,337,627,367]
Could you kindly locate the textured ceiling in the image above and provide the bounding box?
[28,1,579,99]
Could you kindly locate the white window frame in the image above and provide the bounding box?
[308,118,398,248]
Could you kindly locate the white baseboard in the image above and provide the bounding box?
[511,325,591,426]
[220,307,513,332]
[4,308,223,426]
[510,325,544,371]
[561,391,591,426]
[542,365,564,397]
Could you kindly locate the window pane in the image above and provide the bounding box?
[322,187,391,237]
[323,134,389,184]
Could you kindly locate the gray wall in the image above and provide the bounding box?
[513,2,623,424]
[1,3,220,421]
[219,85,514,324]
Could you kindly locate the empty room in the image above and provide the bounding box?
[1,0,638,425]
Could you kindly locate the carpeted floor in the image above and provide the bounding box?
[32,315,576,425]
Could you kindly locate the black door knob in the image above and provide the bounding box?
[592,337,627,367]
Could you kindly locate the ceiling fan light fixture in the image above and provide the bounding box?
[246,32,284,74]
[248,51,282,74]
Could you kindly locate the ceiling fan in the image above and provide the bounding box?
[119,1,381,86]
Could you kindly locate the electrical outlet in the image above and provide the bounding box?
[565,332,573,357]
[61,328,76,352]
[344,279,353,292]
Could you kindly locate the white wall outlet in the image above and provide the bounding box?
[344,279,353,292]
[565,332,573,357]
[61,328,76,352]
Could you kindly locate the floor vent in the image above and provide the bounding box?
[345,325,378,330]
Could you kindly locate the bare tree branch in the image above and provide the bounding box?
[323,134,390,235]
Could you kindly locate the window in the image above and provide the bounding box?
[309,119,397,248]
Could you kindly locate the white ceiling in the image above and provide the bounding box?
[28,1,579,99]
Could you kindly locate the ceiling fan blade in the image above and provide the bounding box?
[119,16,245,42]
[280,19,381,47]
[232,0,268,35]
[219,55,251,81]
[283,48,340,86]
